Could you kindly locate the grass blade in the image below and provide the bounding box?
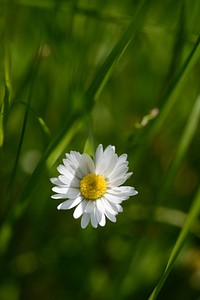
[150,34,200,139]
[0,85,9,146]
[86,0,153,103]
[161,94,200,195]
[148,185,200,300]
[0,41,11,146]
[12,101,51,145]
[131,34,200,164]
[148,95,200,299]
[152,93,200,207]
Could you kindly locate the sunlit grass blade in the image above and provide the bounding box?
[37,116,51,145]
[86,0,153,103]
[0,41,11,146]
[132,34,200,163]
[46,121,82,169]
[7,49,42,193]
[150,34,200,138]
[159,94,200,199]
[137,91,200,300]
[148,185,200,300]
[12,101,51,145]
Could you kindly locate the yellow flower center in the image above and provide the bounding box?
[80,174,107,200]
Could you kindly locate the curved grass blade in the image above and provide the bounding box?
[12,101,51,145]
[6,48,43,199]
[147,94,200,298]
[159,94,200,202]
[86,0,153,104]
[130,34,200,164]
[0,85,9,146]
[148,185,200,300]
[0,40,11,146]
[149,34,200,140]
[164,2,186,88]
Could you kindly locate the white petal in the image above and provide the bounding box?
[95,145,116,174]
[95,203,106,227]
[50,177,65,186]
[104,193,123,204]
[63,156,83,179]
[52,186,69,193]
[57,197,82,210]
[108,186,137,197]
[65,187,80,198]
[84,201,95,213]
[104,145,115,153]
[82,154,95,174]
[96,198,105,213]
[108,176,129,187]
[96,206,102,223]
[104,210,116,222]
[57,164,70,177]
[108,200,123,213]
[57,175,70,185]
[110,187,138,199]
[99,213,106,226]
[68,152,95,177]
[52,187,80,198]
[90,208,98,228]
[63,158,74,170]
[108,153,128,172]
[95,144,104,171]
[101,197,118,214]
[131,189,138,196]
[81,213,90,229]
[51,193,68,199]
[73,200,87,219]
[116,204,123,212]
[95,144,103,161]
[104,153,118,177]
[109,166,129,180]
[73,154,88,176]
[116,154,128,165]
[58,175,80,187]
[67,151,82,169]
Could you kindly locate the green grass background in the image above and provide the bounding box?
[0,0,200,299]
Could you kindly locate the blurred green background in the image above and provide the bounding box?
[0,0,200,299]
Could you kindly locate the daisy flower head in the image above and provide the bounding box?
[50,144,138,229]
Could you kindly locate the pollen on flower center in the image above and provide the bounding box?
[80,173,107,200]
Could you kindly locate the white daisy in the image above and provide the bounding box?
[50,144,138,228]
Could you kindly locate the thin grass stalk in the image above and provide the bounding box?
[86,0,153,103]
[0,38,11,146]
[4,47,43,210]
[157,94,200,203]
[148,185,200,300]
[130,34,200,166]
